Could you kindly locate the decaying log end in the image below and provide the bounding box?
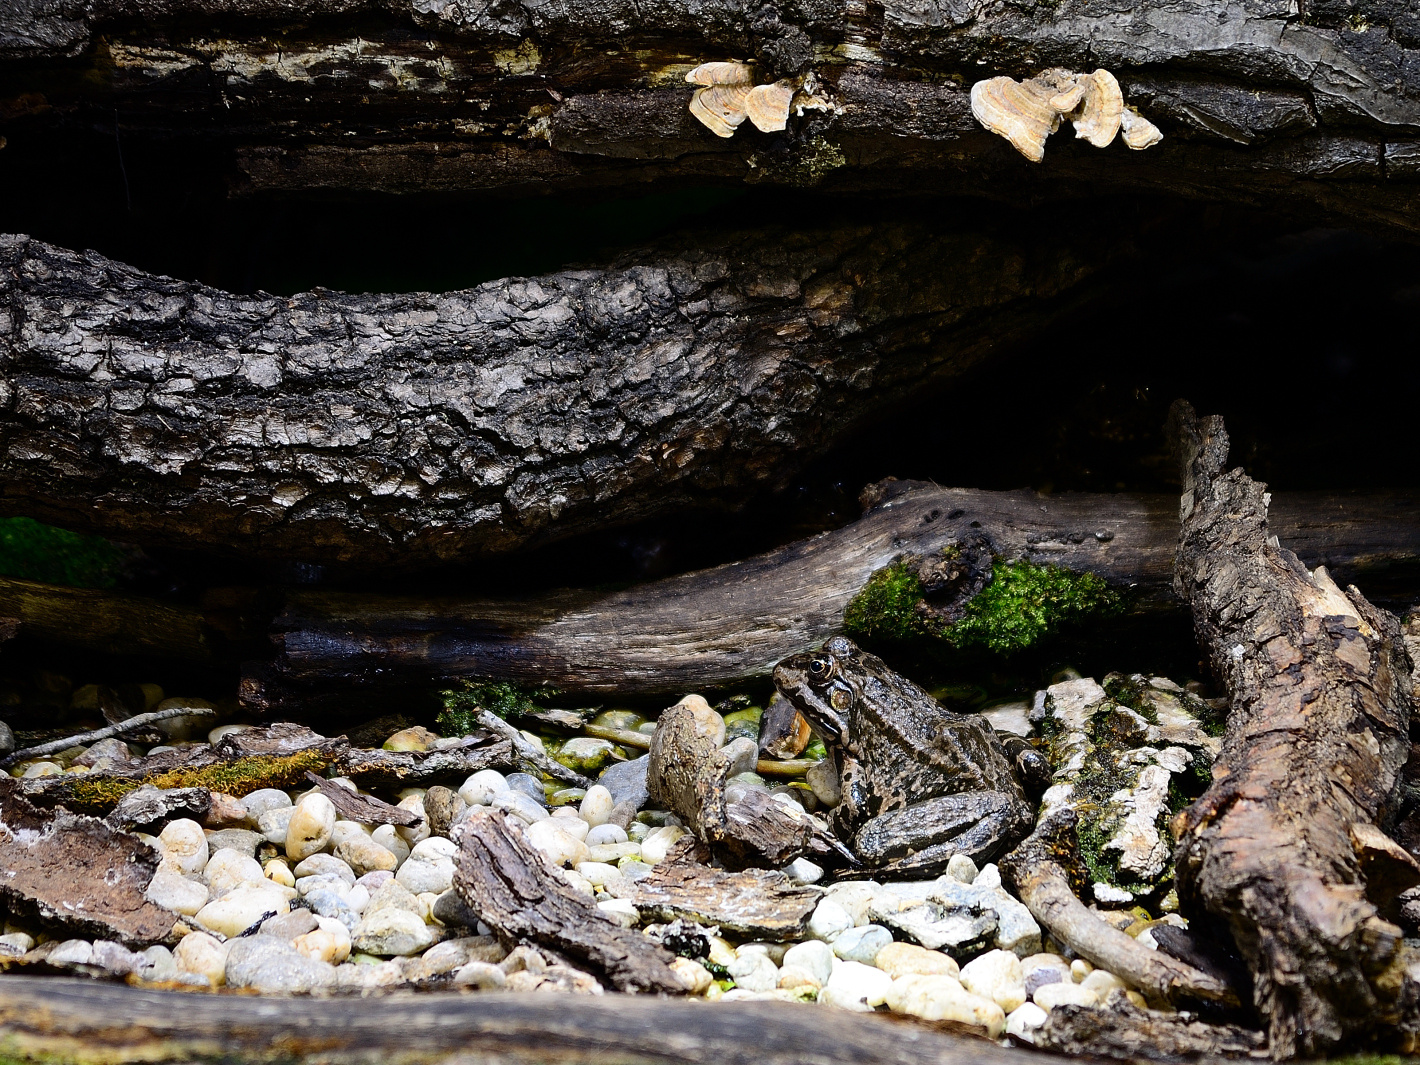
[1169,400,1418,1058]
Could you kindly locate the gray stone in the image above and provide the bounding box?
[505,773,546,805]
[432,889,480,929]
[352,908,436,956]
[492,791,549,825]
[205,828,263,858]
[242,789,293,820]
[831,924,893,965]
[294,853,356,885]
[134,945,179,982]
[297,874,353,898]
[89,939,141,975]
[74,737,134,768]
[258,908,320,943]
[225,936,336,993]
[303,889,360,931]
[597,756,650,810]
[357,870,394,893]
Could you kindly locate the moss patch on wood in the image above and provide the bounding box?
[437,680,554,736]
[0,518,129,589]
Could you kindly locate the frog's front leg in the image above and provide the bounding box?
[851,792,1033,878]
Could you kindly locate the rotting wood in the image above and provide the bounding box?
[0,779,178,946]
[475,710,592,789]
[333,737,518,789]
[1033,1001,1268,1061]
[1170,401,1417,1058]
[1000,808,1237,1009]
[0,974,1044,1065]
[0,576,216,662]
[452,806,686,993]
[0,706,216,769]
[302,771,422,827]
[0,221,1130,567]
[249,482,1420,702]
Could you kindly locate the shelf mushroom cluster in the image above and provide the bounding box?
[685,62,827,138]
[970,68,1162,162]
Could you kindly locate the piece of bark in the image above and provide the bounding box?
[474,711,591,789]
[0,221,1132,567]
[335,737,517,789]
[302,772,422,827]
[1034,1001,1268,1061]
[608,858,822,939]
[1000,808,1237,1008]
[0,779,178,946]
[1170,402,1416,1058]
[453,806,685,993]
[104,785,213,831]
[251,481,1420,702]
[0,974,1044,1065]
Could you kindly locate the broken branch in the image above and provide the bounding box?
[0,706,217,769]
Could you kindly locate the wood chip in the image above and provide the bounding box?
[303,772,421,827]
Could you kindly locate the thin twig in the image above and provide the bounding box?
[476,710,593,789]
[0,706,216,768]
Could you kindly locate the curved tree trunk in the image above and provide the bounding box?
[0,221,1128,566]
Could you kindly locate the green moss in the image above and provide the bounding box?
[54,749,334,814]
[842,555,1123,656]
[0,517,128,589]
[437,680,554,735]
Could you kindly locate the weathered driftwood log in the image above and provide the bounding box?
[3,0,1420,237]
[1034,1001,1268,1062]
[452,806,686,992]
[0,220,1124,567]
[1170,403,1417,1058]
[249,482,1420,701]
[0,975,1038,1065]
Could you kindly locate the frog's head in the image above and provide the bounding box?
[772,636,862,746]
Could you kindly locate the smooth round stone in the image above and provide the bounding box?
[285,794,337,861]
[1081,969,1128,998]
[616,858,655,881]
[555,737,617,774]
[596,899,639,928]
[458,770,509,807]
[303,888,361,931]
[294,853,356,884]
[727,950,779,992]
[584,823,628,847]
[258,807,297,845]
[640,825,685,864]
[297,874,353,899]
[293,921,351,964]
[550,811,590,841]
[1006,1002,1050,1044]
[573,861,620,887]
[588,842,641,863]
[242,789,293,821]
[807,898,853,942]
[174,931,228,986]
[409,836,457,862]
[525,820,590,867]
[225,936,336,993]
[158,819,209,875]
[674,695,726,748]
[670,956,714,994]
[336,835,399,876]
[394,796,431,844]
[256,909,318,942]
[946,853,979,883]
[146,869,210,916]
[204,828,262,858]
[0,933,35,956]
[352,908,435,956]
[382,726,438,752]
[346,883,371,913]
[627,822,651,843]
[1035,981,1100,1009]
[493,792,549,826]
[781,940,834,986]
[886,974,1006,1036]
[596,756,649,809]
[505,773,546,804]
[1070,958,1094,982]
[48,939,94,967]
[959,949,1026,1013]
[207,724,251,745]
[831,924,893,966]
[20,761,62,778]
[579,785,615,828]
[875,942,959,979]
[722,707,762,744]
[396,855,455,895]
[195,883,292,938]
[370,824,411,864]
[453,961,507,989]
[785,857,823,885]
[822,960,892,1011]
[264,859,296,887]
[777,965,822,991]
[357,870,394,893]
[75,737,133,768]
[205,848,265,896]
[153,698,215,741]
[330,822,373,848]
[592,709,645,731]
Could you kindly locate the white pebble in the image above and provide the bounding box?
[207,724,251,744]
[195,882,292,938]
[785,857,824,885]
[145,869,209,916]
[1034,981,1100,1010]
[1070,958,1094,982]
[727,950,780,993]
[371,824,411,865]
[807,898,853,942]
[639,825,685,864]
[257,807,296,844]
[204,848,266,896]
[579,785,615,828]
[458,770,509,807]
[395,796,430,844]
[946,853,978,883]
[550,811,591,841]
[158,819,208,876]
[241,789,292,820]
[285,794,337,861]
[573,861,621,887]
[174,931,229,986]
[1006,1002,1050,1043]
[585,823,627,846]
[329,821,372,847]
[821,960,892,1011]
[958,949,1026,1013]
[974,863,1002,889]
[525,820,590,867]
[1081,968,1127,998]
[782,940,834,985]
[886,974,1006,1036]
[596,899,639,928]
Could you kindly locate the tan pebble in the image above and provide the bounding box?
[263,859,296,887]
[671,956,714,994]
[1125,990,1148,1009]
[285,793,336,861]
[874,941,959,979]
[173,931,228,987]
[1081,969,1126,997]
[159,819,209,875]
[776,965,822,991]
[383,726,439,752]
[203,791,250,827]
[1034,981,1099,1009]
[1070,958,1094,982]
[336,835,399,876]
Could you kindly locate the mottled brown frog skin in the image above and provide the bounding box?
[773,636,1034,877]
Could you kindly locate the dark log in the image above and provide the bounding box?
[1170,402,1416,1058]
[3,0,1420,237]
[0,975,1040,1065]
[1034,1001,1268,1061]
[250,482,1420,701]
[0,220,1124,567]
[452,806,686,993]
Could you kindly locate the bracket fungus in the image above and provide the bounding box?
[685,63,829,137]
[971,68,1162,162]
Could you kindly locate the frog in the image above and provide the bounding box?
[773,636,1036,878]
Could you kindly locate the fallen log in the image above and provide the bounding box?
[0,975,1037,1065]
[1034,1001,1268,1061]
[1170,402,1417,1058]
[4,0,1420,238]
[248,482,1420,701]
[0,217,1126,567]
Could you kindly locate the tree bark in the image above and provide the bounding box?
[3,0,1420,236]
[1170,403,1417,1058]
[0,222,1126,567]
[247,481,1420,703]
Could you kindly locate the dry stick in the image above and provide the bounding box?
[580,723,816,778]
[0,706,215,769]
[476,710,592,789]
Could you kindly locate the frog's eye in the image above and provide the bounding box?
[808,656,837,681]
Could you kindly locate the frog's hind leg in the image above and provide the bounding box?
[852,792,1032,878]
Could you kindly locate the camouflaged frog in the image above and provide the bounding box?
[773,636,1036,877]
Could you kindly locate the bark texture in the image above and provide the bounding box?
[0,225,1122,566]
[249,482,1420,702]
[607,858,823,938]
[3,0,1420,235]
[1034,1002,1268,1061]
[1171,402,1417,1058]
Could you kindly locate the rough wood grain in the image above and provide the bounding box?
[250,482,1420,701]
[1034,1001,1268,1061]
[609,859,822,938]
[0,576,216,662]
[303,771,422,826]
[453,806,685,992]
[335,737,517,789]
[0,222,1122,567]
[1170,402,1417,1058]
[0,974,1040,1065]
